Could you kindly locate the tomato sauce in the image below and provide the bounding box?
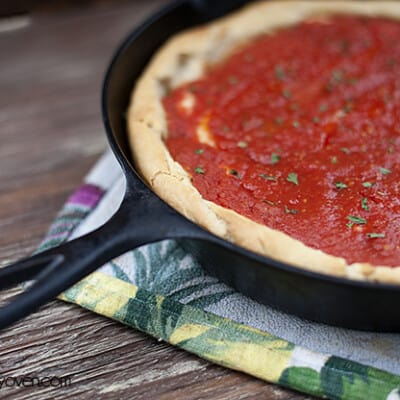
[163,16,400,267]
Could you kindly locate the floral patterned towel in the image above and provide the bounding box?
[38,151,400,400]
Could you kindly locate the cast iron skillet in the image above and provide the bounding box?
[1,0,400,331]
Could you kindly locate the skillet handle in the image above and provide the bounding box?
[0,188,196,330]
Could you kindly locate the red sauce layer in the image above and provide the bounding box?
[163,16,400,267]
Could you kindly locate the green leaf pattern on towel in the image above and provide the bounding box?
[60,272,400,400]
[108,241,235,309]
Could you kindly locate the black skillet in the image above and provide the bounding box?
[1,0,400,332]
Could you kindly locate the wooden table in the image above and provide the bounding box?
[0,2,311,398]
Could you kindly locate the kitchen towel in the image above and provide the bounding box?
[38,150,400,399]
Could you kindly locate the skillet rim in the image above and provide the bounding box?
[101,0,400,294]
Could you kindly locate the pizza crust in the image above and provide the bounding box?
[128,0,400,284]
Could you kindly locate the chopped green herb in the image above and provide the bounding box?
[383,93,392,104]
[339,39,350,54]
[361,197,369,211]
[237,141,248,149]
[362,182,373,188]
[332,69,344,83]
[282,88,292,99]
[387,58,397,67]
[319,103,328,112]
[313,116,320,124]
[275,65,286,81]
[194,166,205,174]
[259,174,277,181]
[287,172,299,186]
[292,120,300,128]
[230,169,241,179]
[335,182,348,189]
[347,77,359,85]
[367,232,386,239]
[228,75,238,85]
[325,83,334,93]
[347,215,366,225]
[362,40,372,49]
[285,205,299,215]
[263,199,275,206]
[275,117,284,126]
[331,156,338,164]
[195,148,204,155]
[343,101,353,113]
[188,85,199,93]
[379,167,391,175]
[270,153,281,165]
[341,147,350,154]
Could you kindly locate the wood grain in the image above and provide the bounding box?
[0,2,312,399]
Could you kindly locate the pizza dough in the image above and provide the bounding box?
[128,1,400,283]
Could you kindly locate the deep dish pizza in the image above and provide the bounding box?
[128,1,400,283]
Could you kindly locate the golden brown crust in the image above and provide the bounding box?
[128,1,400,284]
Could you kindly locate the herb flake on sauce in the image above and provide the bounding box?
[285,205,299,215]
[270,153,281,165]
[367,232,386,239]
[335,182,348,189]
[194,166,205,174]
[230,169,242,179]
[287,172,299,185]
[362,182,373,188]
[379,167,391,175]
[361,198,370,211]
[347,215,366,225]
[259,174,277,181]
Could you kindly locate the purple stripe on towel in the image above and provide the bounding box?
[36,183,105,253]
[68,184,104,208]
